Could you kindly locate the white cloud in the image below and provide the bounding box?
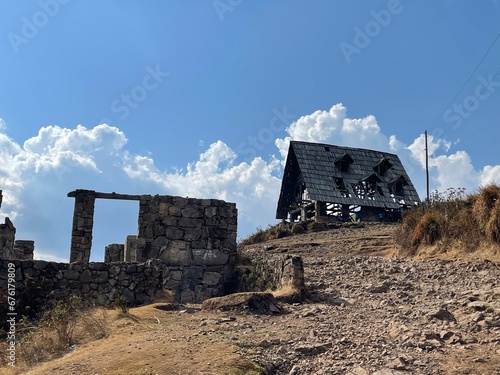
[1,104,500,260]
[405,133,500,194]
[0,118,6,130]
[275,103,392,161]
[480,165,500,186]
[124,141,282,227]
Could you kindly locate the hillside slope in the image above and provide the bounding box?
[3,224,500,375]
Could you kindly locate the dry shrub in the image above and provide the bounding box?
[291,222,306,234]
[267,224,292,240]
[272,284,306,304]
[447,207,481,252]
[394,206,424,255]
[472,184,500,228]
[15,296,110,367]
[411,212,444,247]
[307,221,327,232]
[239,227,267,246]
[239,224,292,246]
[486,198,500,243]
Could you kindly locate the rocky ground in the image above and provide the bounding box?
[3,223,500,375]
[234,224,500,374]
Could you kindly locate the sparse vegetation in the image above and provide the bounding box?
[239,220,334,247]
[396,185,500,257]
[113,295,129,314]
[0,294,110,368]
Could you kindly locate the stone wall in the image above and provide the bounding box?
[104,244,124,263]
[0,258,165,308]
[124,235,138,262]
[69,190,96,263]
[136,195,237,263]
[13,240,34,260]
[0,218,15,260]
[0,255,241,307]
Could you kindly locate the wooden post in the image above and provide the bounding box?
[425,130,430,203]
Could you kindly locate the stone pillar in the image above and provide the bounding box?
[0,217,16,259]
[104,244,124,262]
[124,235,138,262]
[69,190,96,263]
[13,240,34,260]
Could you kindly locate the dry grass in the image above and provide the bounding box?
[472,184,500,228]
[485,198,500,243]
[396,185,500,259]
[16,306,109,368]
[272,284,305,304]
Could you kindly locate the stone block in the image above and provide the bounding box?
[173,197,188,208]
[208,227,227,239]
[218,205,235,218]
[166,227,184,240]
[192,249,229,266]
[181,207,204,219]
[159,241,191,266]
[64,269,80,280]
[180,289,194,303]
[183,266,204,280]
[159,202,170,214]
[95,271,109,283]
[162,216,178,226]
[79,270,93,283]
[202,271,222,286]
[153,224,165,237]
[178,218,203,228]
[195,284,213,302]
[205,206,218,218]
[184,227,201,241]
[168,206,182,217]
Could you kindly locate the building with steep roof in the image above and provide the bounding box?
[276,141,421,222]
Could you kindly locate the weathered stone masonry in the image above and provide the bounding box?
[0,190,34,260]
[0,258,165,307]
[66,190,238,303]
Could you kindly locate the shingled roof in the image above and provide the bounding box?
[276,141,421,219]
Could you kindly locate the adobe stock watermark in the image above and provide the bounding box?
[7,0,71,54]
[108,64,170,121]
[235,107,296,161]
[339,0,407,64]
[213,0,243,21]
[442,73,500,130]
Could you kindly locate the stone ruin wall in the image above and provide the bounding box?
[0,190,34,260]
[0,258,165,307]
[1,189,305,307]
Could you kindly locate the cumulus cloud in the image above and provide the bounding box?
[1,103,500,260]
[405,132,500,193]
[275,103,392,161]
[124,141,282,227]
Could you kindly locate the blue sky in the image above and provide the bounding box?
[1,0,499,262]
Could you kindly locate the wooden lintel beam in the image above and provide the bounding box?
[94,192,142,201]
[67,190,142,201]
